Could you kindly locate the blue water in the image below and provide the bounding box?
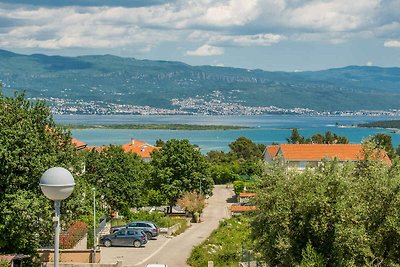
[54,115,400,154]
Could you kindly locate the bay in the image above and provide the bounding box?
[54,115,400,154]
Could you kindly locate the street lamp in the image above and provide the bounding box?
[40,167,75,267]
[92,188,96,263]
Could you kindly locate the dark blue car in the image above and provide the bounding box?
[100,228,147,247]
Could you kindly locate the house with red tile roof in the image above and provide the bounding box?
[71,138,87,150]
[263,145,279,161]
[85,139,160,161]
[265,144,391,170]
[122,139,161,162]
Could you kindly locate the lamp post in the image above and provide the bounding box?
[40,167,75,267]
[92,187,96,263]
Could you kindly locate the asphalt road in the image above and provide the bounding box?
[100,185,234,267]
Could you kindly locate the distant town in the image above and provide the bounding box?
[33,90,400,117]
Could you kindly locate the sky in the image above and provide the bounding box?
[0,0,399,71]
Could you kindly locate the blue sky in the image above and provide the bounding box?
[0,0,399,71]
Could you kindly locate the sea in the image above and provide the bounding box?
[54,115,400,154]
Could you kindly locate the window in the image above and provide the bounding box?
[117,229,126,236]
[138,223,147,227]
[127,230,136,235]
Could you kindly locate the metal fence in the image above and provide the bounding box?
[240,243,266,267]
[95,216,107,235]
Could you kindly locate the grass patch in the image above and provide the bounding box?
[171,217,190,236]
[187,216,253,267]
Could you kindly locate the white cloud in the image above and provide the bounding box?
[198,0,260,27]
[210,33,287,47]
[187,32,287,47]
[282,0,380,32]
[0,5,179,49]
[366,61,373,66]
[0,0,398,53]
[186,44,224,56]
[384,40,400,48]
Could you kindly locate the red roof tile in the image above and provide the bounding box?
[278,144,390,164]
[266,145,279,158]
[86,146,107,153]
[71,138,86,149]
[122,139,160,159]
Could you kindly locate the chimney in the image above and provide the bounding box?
[131,138,135,145]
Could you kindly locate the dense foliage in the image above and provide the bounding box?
[359,120,400,129]
[229,136,264,160]
[287,128,349,144]
[151,139,214,210]
[0,92,82,256]
[82,146,150,213]
[252,143,400,266]
[207,136,263,185]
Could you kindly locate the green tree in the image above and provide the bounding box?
[238,159,262,177]
[151,139,214,211]
[289,129,349,144]
[155,139,165,147]
[210,163,240,184]
[82,145,151,213]
[286,128,306,144]
[206,150,233,164]
[0,92,81,255]
[371,133,395,158]
[252,145,400,266]
[229,136,263,160]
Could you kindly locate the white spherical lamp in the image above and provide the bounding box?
[40,167,75,200]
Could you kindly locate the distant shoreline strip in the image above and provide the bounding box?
[62,123,251,130]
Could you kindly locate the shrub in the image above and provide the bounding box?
[177,192,205,215]
[252,153,400,266]
[187,216,252,267]
[233,181,244,195]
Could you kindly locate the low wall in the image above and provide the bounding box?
[43,260,122,267]
[38,249,101,264]
[159,222,188,235]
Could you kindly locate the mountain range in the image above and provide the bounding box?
[0,49,399,112]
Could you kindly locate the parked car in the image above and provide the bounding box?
[145,264,168,267]
[100,228,147,247]
[111,220,160,240]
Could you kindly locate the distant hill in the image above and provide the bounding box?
[0,49,399,111]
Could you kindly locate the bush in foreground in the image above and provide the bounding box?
[187,216,252,267]
[252,144,400,266]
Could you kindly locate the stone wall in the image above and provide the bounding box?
[37,249,101,264]
[42,260,122,267]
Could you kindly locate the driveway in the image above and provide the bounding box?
[100,185,234,267]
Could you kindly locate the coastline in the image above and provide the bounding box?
[62,123,251,130]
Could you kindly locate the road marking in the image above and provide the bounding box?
[133,237,172,266]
